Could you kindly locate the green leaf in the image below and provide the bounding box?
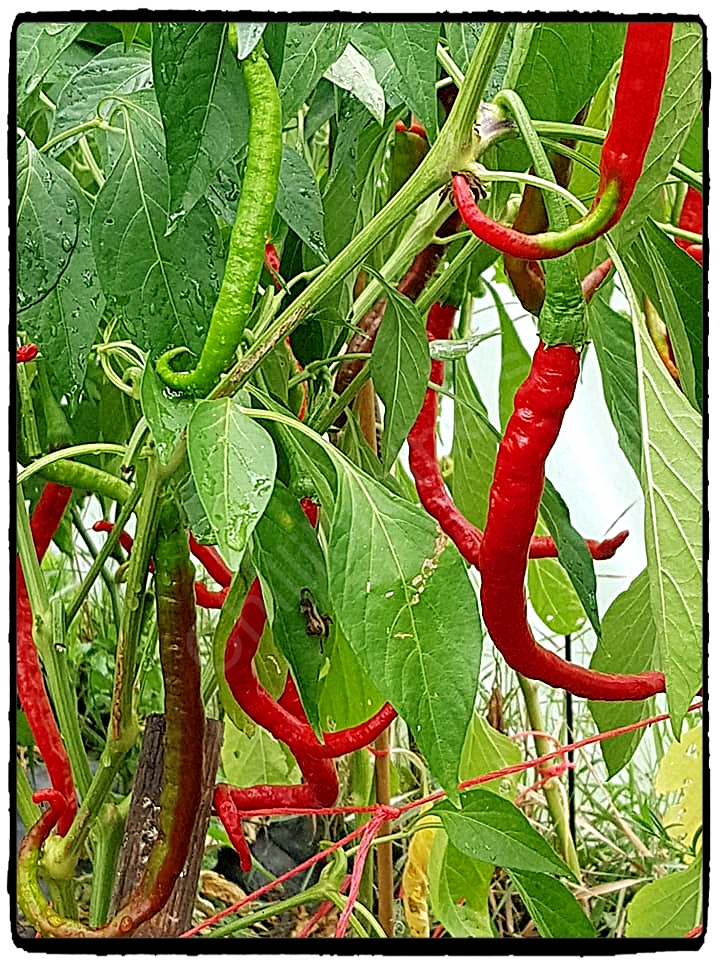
[444,22,485,73]
[49,43,152,157]
[587,295,642,478]
[187,398,277,568]
[221,717,300,788]
[278,23,350,119]
[611,22,704,251]
[18,188,103,399]
[16,21,86,104]
[276,144,327,262]
[140,362,195,464]
[459,712,523,800]
[448,358,498,533]
[151,23,249,221]
[327,460,481,800]
[625,852,702,938]
[590,570,658,777]
[527,552,587,636]
[369,275,430,467]
[496,291,530,432]
[318,632,386,732]
[625,222,703,412]
[505,21,625,128]
[428,832,495,938]
[253,481,327,729]
[678,107,703,172]
[538,478,600,637]
[376,23,440,138]
[16,133,80,312]
[508,869,596,938]
[636,314,702,732]
[90,91,225,357]
[324,43,385,125]
[434,788,573,877]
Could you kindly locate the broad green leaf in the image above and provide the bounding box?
[434,788,573,877]
[16,21,86,103]
[587,296,642,478]
[50,43,152,157]
[678,107,703,172]
[612,22,704,251]
[376,23,440,138]
[527,553,586,636]
[264,419,336,509]
[187,398,277,568]
[505,21,625,123]
[90,91,225,357]
[444,22,485,73]
[278,23,350,119]
[625,853,703,938]
[496,290,530,432]
[111,21,141,51]
[253,481,328,729]
[277,144,327,262]
[459,712,522,800]
[370,280,430,467]
[140,362,195,464]
[16,134,80,312]
[590,570,659,777]
[221,717,300,788]
[538,479,600,636]
[324,43,385,124]
[328,460,481,799]
[151,23,249,221]
[448,358,498,533]
[318,632,386,732]
[636,304,702,731]
[350,24,405,109]
[18,184,102,398]
[625,222,703,412]
[428,831,495,938]
[508,869,596,938]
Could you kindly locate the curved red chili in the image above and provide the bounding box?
[17,343,39,363]
[478,341,665,700]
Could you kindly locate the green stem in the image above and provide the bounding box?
[312,364,371,435]
[204,882,338,938]
[16,360,42,459]
[87,802,126,927]
[70,507,121,627]
[16,758,40,830]
[517,674,581,879]
[415,235,482,316]
[39,117,123,155]
[65,484,142,626]
[212,23,509,403]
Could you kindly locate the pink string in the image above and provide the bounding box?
[181,700,703,938]
[295,875,351,938]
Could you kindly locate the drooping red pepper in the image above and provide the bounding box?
[478,341,665,700]
[453,23,675,259]
[17,483,77,836]
[406,302,629,566]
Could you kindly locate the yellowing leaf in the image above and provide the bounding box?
[654,725,702,848]
[401,815,440,937]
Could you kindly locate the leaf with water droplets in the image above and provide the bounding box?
[16,134,80,311]
[15,21,86,104]
[276,144,327,262]
[187,397,277,568]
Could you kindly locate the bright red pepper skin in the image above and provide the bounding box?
[17,343,39,363]
[407,304,628,565]
[596,22,675,230]
[676,187,703,262]
[17,483,77,836]
[478,342,665,700]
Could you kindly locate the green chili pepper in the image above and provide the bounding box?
[156,40,282,396]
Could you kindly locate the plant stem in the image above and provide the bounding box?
[517,674,581,879]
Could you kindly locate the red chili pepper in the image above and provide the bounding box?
[188,533,232,587]
[17,483,77,835]
[407,303,629,565]
[478,341,665,700]
[453,23,674,259]
[675,187,703,262]
[17,343,39,363]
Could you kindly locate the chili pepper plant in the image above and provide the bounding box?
[13,18,705,941]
